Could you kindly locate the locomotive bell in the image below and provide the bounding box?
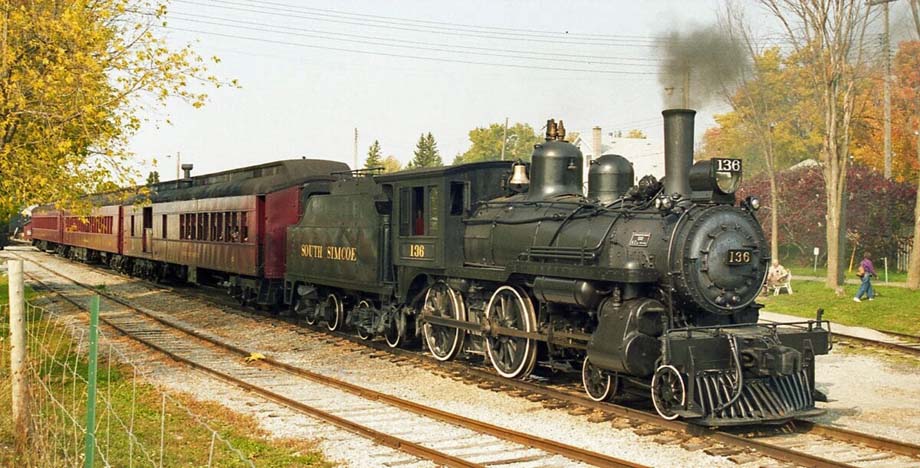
[508,160,530,187]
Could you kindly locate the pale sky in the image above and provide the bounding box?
[124,0,886,181]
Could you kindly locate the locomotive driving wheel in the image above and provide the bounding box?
[582,357,619,402]
[322,293,344,332]
[421,282,465,361]
[651,365,686,420]
[484,286,538,379]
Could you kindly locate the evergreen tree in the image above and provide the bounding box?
[408,132,443,168]
[146,171,160,185]
[365,140,383,169]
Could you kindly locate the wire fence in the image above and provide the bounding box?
[2,299,255,467]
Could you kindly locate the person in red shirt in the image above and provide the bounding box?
[853,252,876,302]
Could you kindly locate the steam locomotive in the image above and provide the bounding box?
[285,109,830,426]
[32,109,831,426]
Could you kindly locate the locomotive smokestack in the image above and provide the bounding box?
[662,109,695,199]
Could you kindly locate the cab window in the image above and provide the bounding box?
[399,185,438,236]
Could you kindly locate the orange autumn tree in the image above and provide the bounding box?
[851,41,920,183]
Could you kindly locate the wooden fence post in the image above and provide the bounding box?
[8,259,29,455]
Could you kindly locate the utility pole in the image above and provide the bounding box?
[353,128,358,169]
[871,0,898,179]
[500,117,509,161]
[176,152,181,180]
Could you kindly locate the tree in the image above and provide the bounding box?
[146,171,160,186]
[365,140,383,169]
[454,122,541,165]
[761,0,874,292]
[702,25,822,263]
[625,129,647,139]
[906,1,920,289]
[737,164,915,265]
[381,155,401,173]
[0,0,228,222]
[408,132,442,168]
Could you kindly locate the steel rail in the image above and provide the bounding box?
[832,333,920,357]
[14,252,646,468]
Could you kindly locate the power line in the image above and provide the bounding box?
[166,10,664,64]
[174,0,670,48]
[165,12,661,68]
[229,0,675,41]
[161,25,658,75]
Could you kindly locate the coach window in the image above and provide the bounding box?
[240,211,249,242]
[228,212,237,242]
[130,215,135,237]
[189,214,196,240]
[162,215,167,238]
[199,213,208,241]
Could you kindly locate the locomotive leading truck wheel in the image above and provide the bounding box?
[582,357,619,402]
[651,365,686,420]
[421,282,465,361]
[484,285,538,379]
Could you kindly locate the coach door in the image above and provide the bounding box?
[142,207,153,253]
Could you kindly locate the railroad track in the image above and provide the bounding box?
[10,248,920,467]
[9,250,646,468]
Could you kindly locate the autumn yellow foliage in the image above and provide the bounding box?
[0,0,231,219]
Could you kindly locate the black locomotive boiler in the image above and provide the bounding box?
[284,109,830,426]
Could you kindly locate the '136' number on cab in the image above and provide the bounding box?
[409,244,426,258]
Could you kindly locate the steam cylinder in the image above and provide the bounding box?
[662,109,695,199]
[527,140,584,200]
[588,154,634,204]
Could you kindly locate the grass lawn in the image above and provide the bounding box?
[761,280,920,335]
[789,266,908,283]
[0,297,331,466]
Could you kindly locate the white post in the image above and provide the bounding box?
[883,257,889,284]
[8,259,29,452]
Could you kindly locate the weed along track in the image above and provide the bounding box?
[10,247,920,467]
[10,249,646,468]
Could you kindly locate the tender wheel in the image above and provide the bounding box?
[421,282,465,361]
[651,365,686,420]
[484,285,538,379]
[295,294,318,325]
[355,300,372,340]
[582,357,618,402]
[322,294,344,332]
[385,308,414,348]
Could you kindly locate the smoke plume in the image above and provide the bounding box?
[657,25,749,109]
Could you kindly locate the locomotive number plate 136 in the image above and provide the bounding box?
[726,249,752,265]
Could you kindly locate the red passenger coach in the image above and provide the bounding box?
[62,205,122,262]
[117,159,348,305]
[33,159,347,307]
[31,207,64,249]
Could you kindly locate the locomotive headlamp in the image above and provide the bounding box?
[747,196,761,211]
[689,158,743,203]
